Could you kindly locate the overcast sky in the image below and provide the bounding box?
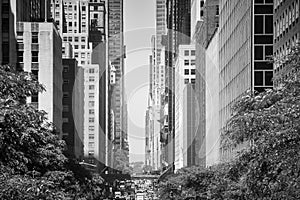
[124,0,156,163]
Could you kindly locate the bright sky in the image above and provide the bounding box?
[124,0,155,163]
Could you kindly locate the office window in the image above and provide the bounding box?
[89,109,95,114]
[63,37,67,41]
[254,71,264,86]
[63,66,69,72]
[255,16,263,34]
[184,60,189,65]
[89,76,95,82]
[69,22,72,27]
[89,126,95,131]
[88,142,94,148]
[265,15,273,34]
[63,79,69,84]
[89,101,95,107]
[89,93,95,98]
[184,50,189,56]
[191,50,196,56]
[265,71,273,86]
[265,45,273,58]
[63,118,69,123]
[75,37,79,42]
[75,52,79,58]
[75,45,78,49]
[191,79,196,84]
[191,60,196,65]
[89,134,95,139]
[184,79,189,84]
[63,93,69,99]
[191,69,196,75]
[89,68,95,73]
[184,69,189,75]
[63,105,69,112]
[32,32,38,43]
[17,51,23,62]
[82,37,86,42]
[81,45,85,49]
[82,6,86,11]
[89,117,94,123]
[68,37,72,42]
[254,46,263,60]
[32,51,38,62]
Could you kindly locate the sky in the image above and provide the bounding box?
[124,0,156,163]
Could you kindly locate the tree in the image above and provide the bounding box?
[0,65,104,199]
[222,44,300,199]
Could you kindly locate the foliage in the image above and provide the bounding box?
[114,149,131,174]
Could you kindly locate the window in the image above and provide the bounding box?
[89,117,94,123]
[32,51,39,62]
[89,68,95,73]
[265,15,273,34]
[62,47,65,54]
[89,101,95,107]
[63,105,69,112]
[191,60,196,65]
[75,45,78,49]
[32,32,38,43]
[89,126,95,131]
[75,37,79,42]
[81,45,85,49]
[191,79,196,84]
[75,52,78,58]
[63,92,69,99]
[63,37,67,41]
[89,76,95,82]
[94,13,98,18]
[68,37,72,42]
[184,50,189,56]
[254,71,264,86]
[254,16,263,34]
[184,69,189,75]
[184,79,189,84]
[265,71,273,86]
[191,69,196,75]
[82,6,86,11]
[89,134,95,139]
[63,118,69,123]
[63,79,69,84]
[191,50,196,56]
[82,37,86,42]
[63,66,69,72]
[265,45,273,58]
[254,46,263,60]
[184,60,189,65]
[17,51,23,62]
[89,93,95,98]
[89,109,95,114]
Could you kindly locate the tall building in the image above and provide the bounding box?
[194,0,219,167]
[219,0,273,161]
[108,0,127,169]
[0,0,50,66]
[163,0,191,169]
[205,29,220,166]
[273,0,300,76]
[174,44,197,171]
[62,57,84,160]
[50,0,108,170]
[16,22,63,134]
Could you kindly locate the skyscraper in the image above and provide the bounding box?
[108,0,127,168]
[219,0,273,161]
[50,0,108,170]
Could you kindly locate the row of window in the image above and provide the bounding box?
[274,0,299,40]
[63,36,86,43]
[184,69,196,75]
[184,78,196,84]
[184,50,196,56]
[184,59,196,66]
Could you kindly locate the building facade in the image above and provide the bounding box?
[219,0,273,161]
[16,22,63,134]
[194,0,219,167]
[273,0,300,76]
[174,44,196,171]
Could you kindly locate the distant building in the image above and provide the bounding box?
[194,0,219,167]
[174,44,196,171]
[273,0,300,76]
[16,22,63,134]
